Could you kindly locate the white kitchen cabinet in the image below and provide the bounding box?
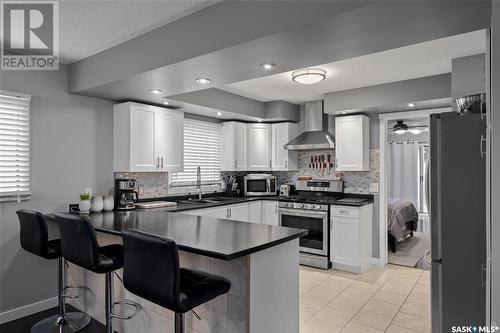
[272,123,298,171]
[155,109,183,171]
[249,201,262,224]
[113,102,184,172]
[247,123,272,171]
[261,201,279,226]
[330,204,372,273]
[181,209,205,216]
[335,115,369,171]
[228,203,250,222]
[222,122,247,171]
[203,206,230,219]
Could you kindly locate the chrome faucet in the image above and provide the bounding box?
[196,166,202,200]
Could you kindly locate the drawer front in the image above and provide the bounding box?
[331,206,359,219]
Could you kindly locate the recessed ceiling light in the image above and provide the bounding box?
[258,119,263,122]
[408,102,416,107]
[162,100,169,105]
[196,78,211,84]
[260,63,276,70]
[148,89,163,94]
[216,111,222,116]
[292,68,326,85]
[340,111,347,114]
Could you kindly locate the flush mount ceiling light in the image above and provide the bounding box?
[408,102,416,107]
[216,111,222,116]
[292,68,326,85]
[195,78,211,84]
[148,88,163,94]
[260,63,276,70]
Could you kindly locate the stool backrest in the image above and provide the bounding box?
[17,209,50,257]
[122,230,181,310]
[55,213,100,270]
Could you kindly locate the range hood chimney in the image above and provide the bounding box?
[284,100,335,150]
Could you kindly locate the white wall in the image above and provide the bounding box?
[0,65,113,314]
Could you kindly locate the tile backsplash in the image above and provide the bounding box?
[117,149,380,198]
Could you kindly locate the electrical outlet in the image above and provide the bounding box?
[138,185,144,196]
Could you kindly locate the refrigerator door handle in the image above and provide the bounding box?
[480,135,487,159]
[481,264,487,288]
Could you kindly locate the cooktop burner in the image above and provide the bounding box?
[280,195,369,206]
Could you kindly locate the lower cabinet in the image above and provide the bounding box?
[178,200,280,225]
[249,202,262,224]
[261,201,279,226]
[330,204,373,273]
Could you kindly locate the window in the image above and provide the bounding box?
[170,118,222,186]
[0,90,31,201]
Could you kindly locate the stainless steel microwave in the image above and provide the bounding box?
[244,174,277,196]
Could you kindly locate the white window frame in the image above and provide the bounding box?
[169,118,222,188]
[0,90,31,202]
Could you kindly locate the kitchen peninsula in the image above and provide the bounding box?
[46,210,307,333]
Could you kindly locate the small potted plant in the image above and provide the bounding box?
[79,192,91,214]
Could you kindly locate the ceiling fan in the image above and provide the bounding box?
[389,120,428,135]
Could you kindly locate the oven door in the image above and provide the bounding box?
[279,208,328,256]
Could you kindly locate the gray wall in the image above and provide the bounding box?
[451,54,486,111]
[0,66,114,313]
[491,0,500,323]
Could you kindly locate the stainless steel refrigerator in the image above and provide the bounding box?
[430,112,486,332]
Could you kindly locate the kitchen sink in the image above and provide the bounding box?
[204,197,238,202]
[178,199,213,204]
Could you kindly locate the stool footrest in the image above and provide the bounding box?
[111,300,141,320]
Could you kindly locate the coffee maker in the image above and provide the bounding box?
[114,178,139,210]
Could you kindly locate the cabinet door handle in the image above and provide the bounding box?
[269,160,272,169]
[156,156,160,169]
[161,157,164,170]
[275,204,278,214]
[285,160,288,169]
[481,264,487,288]
[234,160,237,170]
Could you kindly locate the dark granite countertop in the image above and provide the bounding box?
[140,193,374,213]
[46,210,307,261]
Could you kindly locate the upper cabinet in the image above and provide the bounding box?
[113,102,184,172]
[335,115,369,171]
[222,122,298,171]
[272,123,298,171]
[221,122,247,171]
[247,123,273,171]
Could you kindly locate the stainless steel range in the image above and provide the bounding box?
[278,179,343,269]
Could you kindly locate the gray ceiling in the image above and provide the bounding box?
[66,1,491,119]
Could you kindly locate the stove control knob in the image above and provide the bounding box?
[294,203,303,209]
[314,205,322,210]
[305,204,313,210]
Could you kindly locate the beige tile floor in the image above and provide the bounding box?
[300,264,431,333]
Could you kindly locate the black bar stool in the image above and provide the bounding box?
[55,213,140,333]
[16,209,91,333]
[122,229,231,333]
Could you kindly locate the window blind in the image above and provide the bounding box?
[0,90,31,201]
[170,118,222,186]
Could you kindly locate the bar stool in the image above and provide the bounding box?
[16,209,91,333]
[55,213,140,333]
[122,229,231,333]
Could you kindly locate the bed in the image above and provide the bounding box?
[387,199,419,253]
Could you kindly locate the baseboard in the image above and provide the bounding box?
[370,257,384,266]
[0,297,58,324]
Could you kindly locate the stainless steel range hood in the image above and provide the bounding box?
[285,100,335,150]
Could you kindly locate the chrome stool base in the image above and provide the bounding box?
[31,312,91,333]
